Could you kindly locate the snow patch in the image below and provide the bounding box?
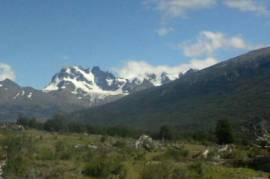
[27,92,32,99]
[44,66,125,96]
[13,92,20,99]
[106,79,114,86]
[43,77,60,92]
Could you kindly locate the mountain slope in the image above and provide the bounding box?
[0,66,180,121]
[0,79,90,120]
[72,47,270,132]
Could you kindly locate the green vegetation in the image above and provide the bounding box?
[69,48,270,137]
[0,128,269,179]
[215,119,234,145]
[158,125,174,141]
[16,115,142,139]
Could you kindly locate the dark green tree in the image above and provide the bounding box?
[44,113,68,132]
[215,119,234,145]
[159,125,173,141]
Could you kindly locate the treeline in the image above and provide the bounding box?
[16,114,144,138]
[16,115,189,140]
[16,115,236,144]
[16,115,197,140]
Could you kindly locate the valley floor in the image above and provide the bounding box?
[0,129,269,179]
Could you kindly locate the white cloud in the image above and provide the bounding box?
[114,58,218,80]
[180,31,255,57]
[156,27,174,36]
[224,0,269,15]
[144,0,269,20]
[144,0,217,18]
[0,63,16,81]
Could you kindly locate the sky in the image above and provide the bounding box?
[0,0,269,89]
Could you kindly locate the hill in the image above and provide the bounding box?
[72,47,270,133]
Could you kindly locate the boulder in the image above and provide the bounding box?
[135,135,156,150]
[218,144,235,153]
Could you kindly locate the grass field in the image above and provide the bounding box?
[0,129,269,179]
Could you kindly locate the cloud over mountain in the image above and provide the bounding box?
[0,63,16,81]
[113,58,218,81]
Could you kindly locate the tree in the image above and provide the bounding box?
[16,115,42,129]
[16,115,28,126]
[159,125,173,141]
[215,120,234,145]
[44,114,68,132]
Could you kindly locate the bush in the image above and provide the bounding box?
[36,147,55,160]
[171,168,188,179]
[141,162,173,179]
[82,159,126,178]
[100,136,107,143]
[83,150,94,162]
[166,148,189,160]
[188,162,204,177]
[3,155,31,178]
[113,140,127,148]
[54,141,74,160]
[249,156,270,172]
[3,135,35,178]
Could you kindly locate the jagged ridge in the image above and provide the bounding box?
[43,66,179,102]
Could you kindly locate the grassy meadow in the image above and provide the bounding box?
[0,129,269,179]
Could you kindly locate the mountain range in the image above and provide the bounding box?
[1,47,270,134]
[0,65,180,120]
[70,47,270,133]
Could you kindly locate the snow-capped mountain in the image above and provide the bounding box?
[0,65,183,121]
[43,66,178,104]
[44,66,127,103]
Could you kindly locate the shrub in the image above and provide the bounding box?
[248,156,270,173]
[113,140,127,148]
[83,150,94,162]
[3,155,30,178]
[36,147,55,160]
[54,141,74,160]
[82,159,126,178]
[171,168,188,179]
[100,136,107,143]
[188,162,204,177]
[141,162,173,179]
[163,148,189,161]
[3,135,35,178]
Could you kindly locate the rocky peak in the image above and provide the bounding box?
[43,65,185,101]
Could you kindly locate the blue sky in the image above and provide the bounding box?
[0,0,269,89]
